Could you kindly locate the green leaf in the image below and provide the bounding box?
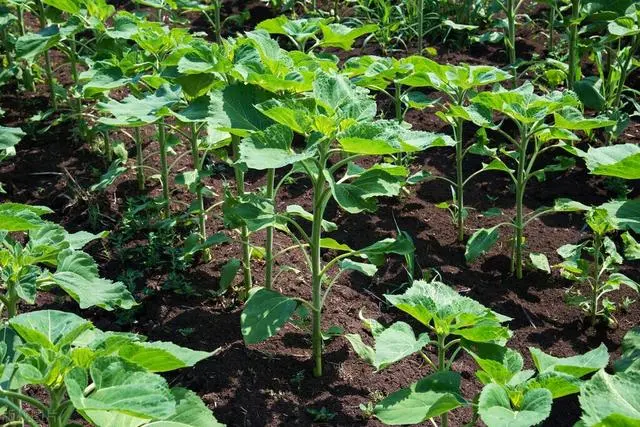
[574,77,606,111]
[384,281,510,342]
[98,84,182,126]
[65,357,176,424]
[0,203,51,231]
[0,125,25,151]
[466,226,501,263]
[318,23,377,50]
[615,326,640,372]
[554,107,616,130]
[208,84,274,136]
[578,364,640,426]
[338,121,454,154]
[374,371,466,425]
[479,384,552,427]
[241,288,299,344]
[116,341,214,373]
[622,232,640,260]
[43,0,81,14]
[529,253,550,273]
[363,321,430,371]
[148,388,224,426]
[530,344,609,378]
[9,310,92,350]
[601,200,640,233]
[285,205,337,232]
[238,124,312,170]
[585,144,640,179]
[339,259,377,276]
[52,250,138,311]
[15,26,61,63]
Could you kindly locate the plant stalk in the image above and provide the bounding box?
[455,117,465,242]
[310,167,326,378]
[567,0,580,89]
[135,127,145,190]
[513,131,528,280]
[158,119,170,216]
[232,135,252,293]
[506,0,517,84]
[437,333,448,427]
[418,0,424,53]
[265,168,275,289]
[190,123,210,262]
[36,0,57,109]
[214,0,222,43]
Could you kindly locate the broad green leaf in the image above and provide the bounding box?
[384,281,510,340]
[320,238,352,252]
[15,26,61,63]
[338,121,454,154]
[52,250,138,311]
[466,226,501,262]
[601,200,640,233]
[285,205,337,232]
[9,310,92,350]
[622,232,640,260]
[527,371,583,399]
[0,203,51,231]
[615,326,640,372]
[241,287,299,344]
[43,0,81,14]
[208,84,274,136]
[585,144,640,179]
[529,253,550,273]
[146,388,224,426]
[65,230,109,250]
[222,192,276,232]
[530,344,609,378]
[479,384,552,427]
[339,259,377,276]
[553,107,616,130]
[574,78,606,111]
[238,124,312,170]
[318,23,377,50]
[578,364,640,426]
[0,125,25,150]
[116,341,214,373]
[65,357,176,424]
[374,371,466,425]
[368,322,430,370]
[98,85,182,126]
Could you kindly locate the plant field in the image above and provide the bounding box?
[0,0,639,425]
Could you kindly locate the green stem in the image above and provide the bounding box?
[36,0,57,109]
[135,127,145,190]
[17,7,35,92]
[437,334,448,427]
[7,280,18,318]
[394,81,402,123]
[454,117,465,242]
[265,168,275,289]
[69,35,86,139]
[158,119,170,216]
[311,167,327,378]
[309,148,327,377]
[190,123,210,262]
[418,0,424,52]
[232,135,252,293]
[612,35,640,111]
[214,0,222,43]
[514,130,528,280]
[567,0,580,89]
[548,5,555,54]
[506,0,517,84]
[103,129,112,163]
[591,233,603,324]
[46,387,66,427]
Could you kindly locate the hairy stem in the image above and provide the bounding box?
[265,168,275,289]
[567,0,581,89]
[232,135,252,293]
[135,127,145,190]
[158,119,170,216]
[190,123,210,262]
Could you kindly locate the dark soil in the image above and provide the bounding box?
[1,1,639,426]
